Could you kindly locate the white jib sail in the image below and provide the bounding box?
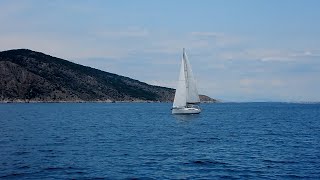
[173,57,187,107]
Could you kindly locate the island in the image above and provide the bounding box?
[0,49,217,103]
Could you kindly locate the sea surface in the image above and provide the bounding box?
[0,103,320,179]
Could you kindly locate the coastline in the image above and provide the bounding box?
[0,100,218,104]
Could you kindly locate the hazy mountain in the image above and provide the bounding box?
[0,49,216,103]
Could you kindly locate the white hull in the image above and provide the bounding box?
[172,107,201,114]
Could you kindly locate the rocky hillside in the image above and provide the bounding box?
[0,49,217,103]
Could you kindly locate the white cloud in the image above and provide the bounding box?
[190,31,245,48]
[1,1,320,102]
[239,78,284,89]
[216,48,320,62]
[190,32,224,37]
[95,27,149,38]
[260,56,292,62]
[259,50,320,62]
[0,33,132,60]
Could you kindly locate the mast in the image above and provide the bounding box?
[183,48,189,96]
[172,50,187,107]
[173,48,200,108]
[184,49,200,104]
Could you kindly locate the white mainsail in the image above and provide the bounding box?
[173,49,200,108]
[183,49,200,104]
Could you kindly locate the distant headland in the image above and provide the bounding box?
[0,49,217,103]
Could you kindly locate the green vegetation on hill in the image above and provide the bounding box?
[0,49,216,102]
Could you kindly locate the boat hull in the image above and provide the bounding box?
[172,107,201,114]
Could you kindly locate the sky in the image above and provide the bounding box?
[1,0,320,102]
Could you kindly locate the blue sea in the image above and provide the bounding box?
[0,103,320,179]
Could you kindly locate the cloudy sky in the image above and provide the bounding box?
[1,0,320,102]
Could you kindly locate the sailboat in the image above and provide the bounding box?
[172,48,201,114]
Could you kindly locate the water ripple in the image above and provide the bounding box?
[0,103,320,179]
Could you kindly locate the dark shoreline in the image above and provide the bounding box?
[0,100,217,104]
